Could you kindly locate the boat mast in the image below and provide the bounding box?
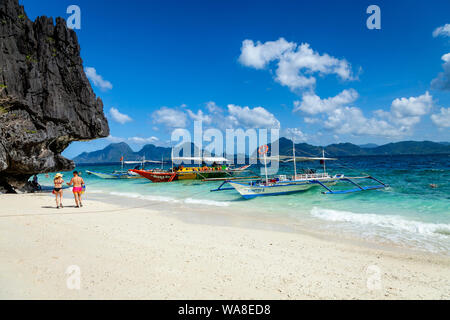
[142,155,145,170]
[171,148,174,172]
[161,154,164,170]
[293,140,297,179]
[322,149,326,173]
[263,152,269,184]
[121,156,124,172]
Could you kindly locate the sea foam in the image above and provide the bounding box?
[107,191,229,207]
[184,198,230,207]
[109,191,179,203]
[310,207,450,236]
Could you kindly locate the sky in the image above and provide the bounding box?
[20,0,450,158]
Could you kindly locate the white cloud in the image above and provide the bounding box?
[106,135,159,145]
[151,102,280,131]
[109,107,133,124]
[226,104,280,129]
[285,128,308,142]
[324,106,402,137]
[152,107,188,128]
[387,91,433,127]
[431,53,450,91]
[304,117,319,124]
[84,67,113,91]
[239,38,355,91]
[295,90,434,137]
[432,24,450,38]
[294,89,359,115]
[431,108,450,128]
[238,38,296,69]
[203,102,228,130]
[128,136,159,144]
[106,135,126,143]
[187,109,212,124]
[205,101,221,113]
[276,44,354,91]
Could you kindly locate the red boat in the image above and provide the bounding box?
[130,156,251,183]
[130,170,178,183]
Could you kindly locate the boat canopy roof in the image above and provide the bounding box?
[124,160,164,164]
[253,155,337,162]
[172,156,230,163]
[281,156,337,162]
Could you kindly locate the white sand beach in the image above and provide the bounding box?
[0,193,449,300]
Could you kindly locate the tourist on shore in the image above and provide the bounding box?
[31,174,41,191]
[52,173,64,209]
[67,171,85,208]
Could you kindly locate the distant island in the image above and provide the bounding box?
[73,139,450,163]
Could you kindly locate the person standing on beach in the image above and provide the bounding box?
[53,173,64,209]
[31,174,41,191]
[67,171,85,208]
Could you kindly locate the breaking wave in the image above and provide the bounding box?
[107,191,229,207]
[310,207,450,237]
[184,198,229,207]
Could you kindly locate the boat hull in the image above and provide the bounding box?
[132,169,230,182]
[131,170,178,183]
[185,170,229,180]
[228,181,313,199]
[228,179,337,199]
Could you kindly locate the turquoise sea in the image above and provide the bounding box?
[36,154,450,254]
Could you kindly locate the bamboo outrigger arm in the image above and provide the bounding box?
[210,176,389,194]
[210,177,263,192]
[310,176,388,194]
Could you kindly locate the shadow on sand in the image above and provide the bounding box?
[41,205,79,209]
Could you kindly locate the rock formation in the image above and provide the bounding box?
[0,0,109,193]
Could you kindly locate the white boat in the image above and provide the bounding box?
[212,142,388,199]
[227,173,340,199]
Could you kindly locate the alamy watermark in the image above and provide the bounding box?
[366,5,381,30]
[66,265,81,290]
[171,121,280,175]
[64,5,382,33]
[66,5,81,30]
[366,265,382,291]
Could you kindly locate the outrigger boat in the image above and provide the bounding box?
[85,170,142,179]
[211,143,388,199]
[86,156,162,179]
[131,155,251,183]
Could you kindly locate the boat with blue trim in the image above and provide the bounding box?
[211,143,388,199]
[227,172,339,199]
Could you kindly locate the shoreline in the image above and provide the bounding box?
[87,190,450,258]
[0,193,449,299]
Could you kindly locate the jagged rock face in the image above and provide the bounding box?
[0,0,109,192]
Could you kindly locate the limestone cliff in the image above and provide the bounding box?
[0,0,109,192]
